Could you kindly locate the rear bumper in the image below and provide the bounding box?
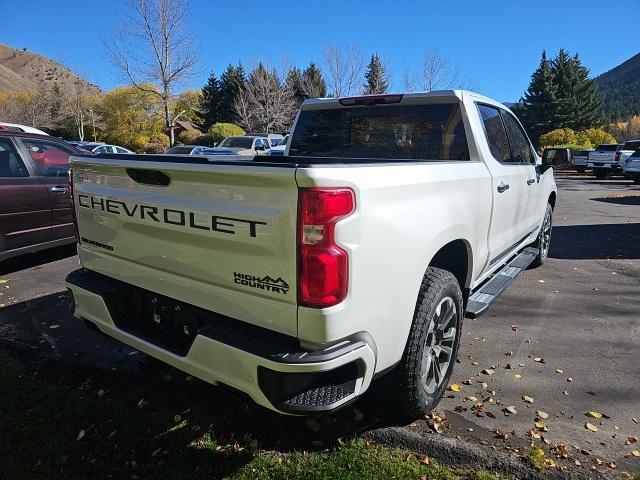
[65,268,376,414]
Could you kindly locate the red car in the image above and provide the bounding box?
[0,131,85,261]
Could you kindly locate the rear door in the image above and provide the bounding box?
[475,104,534,269]
[500,111,542,232]
[18,138,75,241]
[0,137,52,253]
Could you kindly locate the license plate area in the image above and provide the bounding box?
[103,286,213,356]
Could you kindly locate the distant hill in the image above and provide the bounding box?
[0,43,99,95]
[596,52,640,121]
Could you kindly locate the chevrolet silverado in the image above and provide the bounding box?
[66,91,557,417]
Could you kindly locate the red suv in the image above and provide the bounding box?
[0,132,85,261]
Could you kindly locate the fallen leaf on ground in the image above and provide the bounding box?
[522,395,534,404]
[626,436,637,444]
[448,384,463,392]
[173,414,181,423]
[585,423,599,432]
[631,450,640,457]
[137,399,147,408]
[76,430,85,441]
[504,351,512,356]
[586,411,603,419]
[514,373,522,379]
[555,369,564,374]
[482,369,495,375]
[511,325,518,331]
[538,279,545,283]
[534,357,545,363]
[537,411,549,419]
[504,406,517,414]
[567,377,573,382]
[49,325,60,329]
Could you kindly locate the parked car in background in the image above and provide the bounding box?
[0,132,82,261]
[204,136,270,155]
[588,144,623,179]
[623,150,640,184]
[571,149,593,173]
[268,134,289,156]
[73,142,134,154]
[0,122,49,136]
[616,139,640,165]
[247,132,284,147]
[165,145,211,155]
[541,147,571,167]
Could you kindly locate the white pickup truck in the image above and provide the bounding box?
[66,91,557,417]
[588,143,622,179]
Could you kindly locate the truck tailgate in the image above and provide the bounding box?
[70,155,299,336]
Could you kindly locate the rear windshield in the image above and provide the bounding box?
[623,140,640,151]
[595,144,619,151]
[220,137,253,149]
[289,103,470,161]
[576,150,590,156]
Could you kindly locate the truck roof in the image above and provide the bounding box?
[300,90,511,112]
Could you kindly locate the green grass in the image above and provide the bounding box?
[0,354,504,480]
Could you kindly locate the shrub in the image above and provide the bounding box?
[208,123,245,143]
[177,129,201,145]
[575,128,617,147]
[146,135,169,153]
[539,128,576,148]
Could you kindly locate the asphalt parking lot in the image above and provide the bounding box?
[1,172,639,476]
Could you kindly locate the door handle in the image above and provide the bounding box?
[50,186,68,194]
[497,182,510,193]
[527,178,536,185]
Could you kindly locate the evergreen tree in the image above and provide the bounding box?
[285,66,305,105]
[363,54,389,94]
[200,71,221,130]
[301,62,327,98]
[219,63,246,123]
[519,49,603,145]
[519,51,559,147]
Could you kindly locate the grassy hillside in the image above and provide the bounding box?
[596,52,640,121]
[0,43,99,94]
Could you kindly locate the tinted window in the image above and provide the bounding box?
[501,112,534,164]
[595,144,619,151]
[477,105,512,162]
[576,150,590,157]
[220,137,253,149]
[0,138,28,177]
[21,139,73,177]
[289,103,470,161]
[623,141,640,151]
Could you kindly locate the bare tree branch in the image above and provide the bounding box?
[322,42,364,97]
[104,0,199,146]
[403,50,477,92]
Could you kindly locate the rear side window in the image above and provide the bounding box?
[289,103,470,161]
[477,105,511,162]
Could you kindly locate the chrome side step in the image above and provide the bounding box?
[465,247,539,319]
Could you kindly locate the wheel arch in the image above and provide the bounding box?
[548,191,557,210]
[427,238,473,298]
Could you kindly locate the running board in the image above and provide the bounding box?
[465,247,539,319]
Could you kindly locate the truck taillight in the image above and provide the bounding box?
[298,188,355,308]
[68,168,80,242]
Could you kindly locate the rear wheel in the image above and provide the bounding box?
[594,168,609,180]
[391,268,463,418]
[530,203,553,268]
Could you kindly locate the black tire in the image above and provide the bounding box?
[391,267,463,418]
[529,203,553,268]
[575,166,586,173]
[594,169,609,180]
